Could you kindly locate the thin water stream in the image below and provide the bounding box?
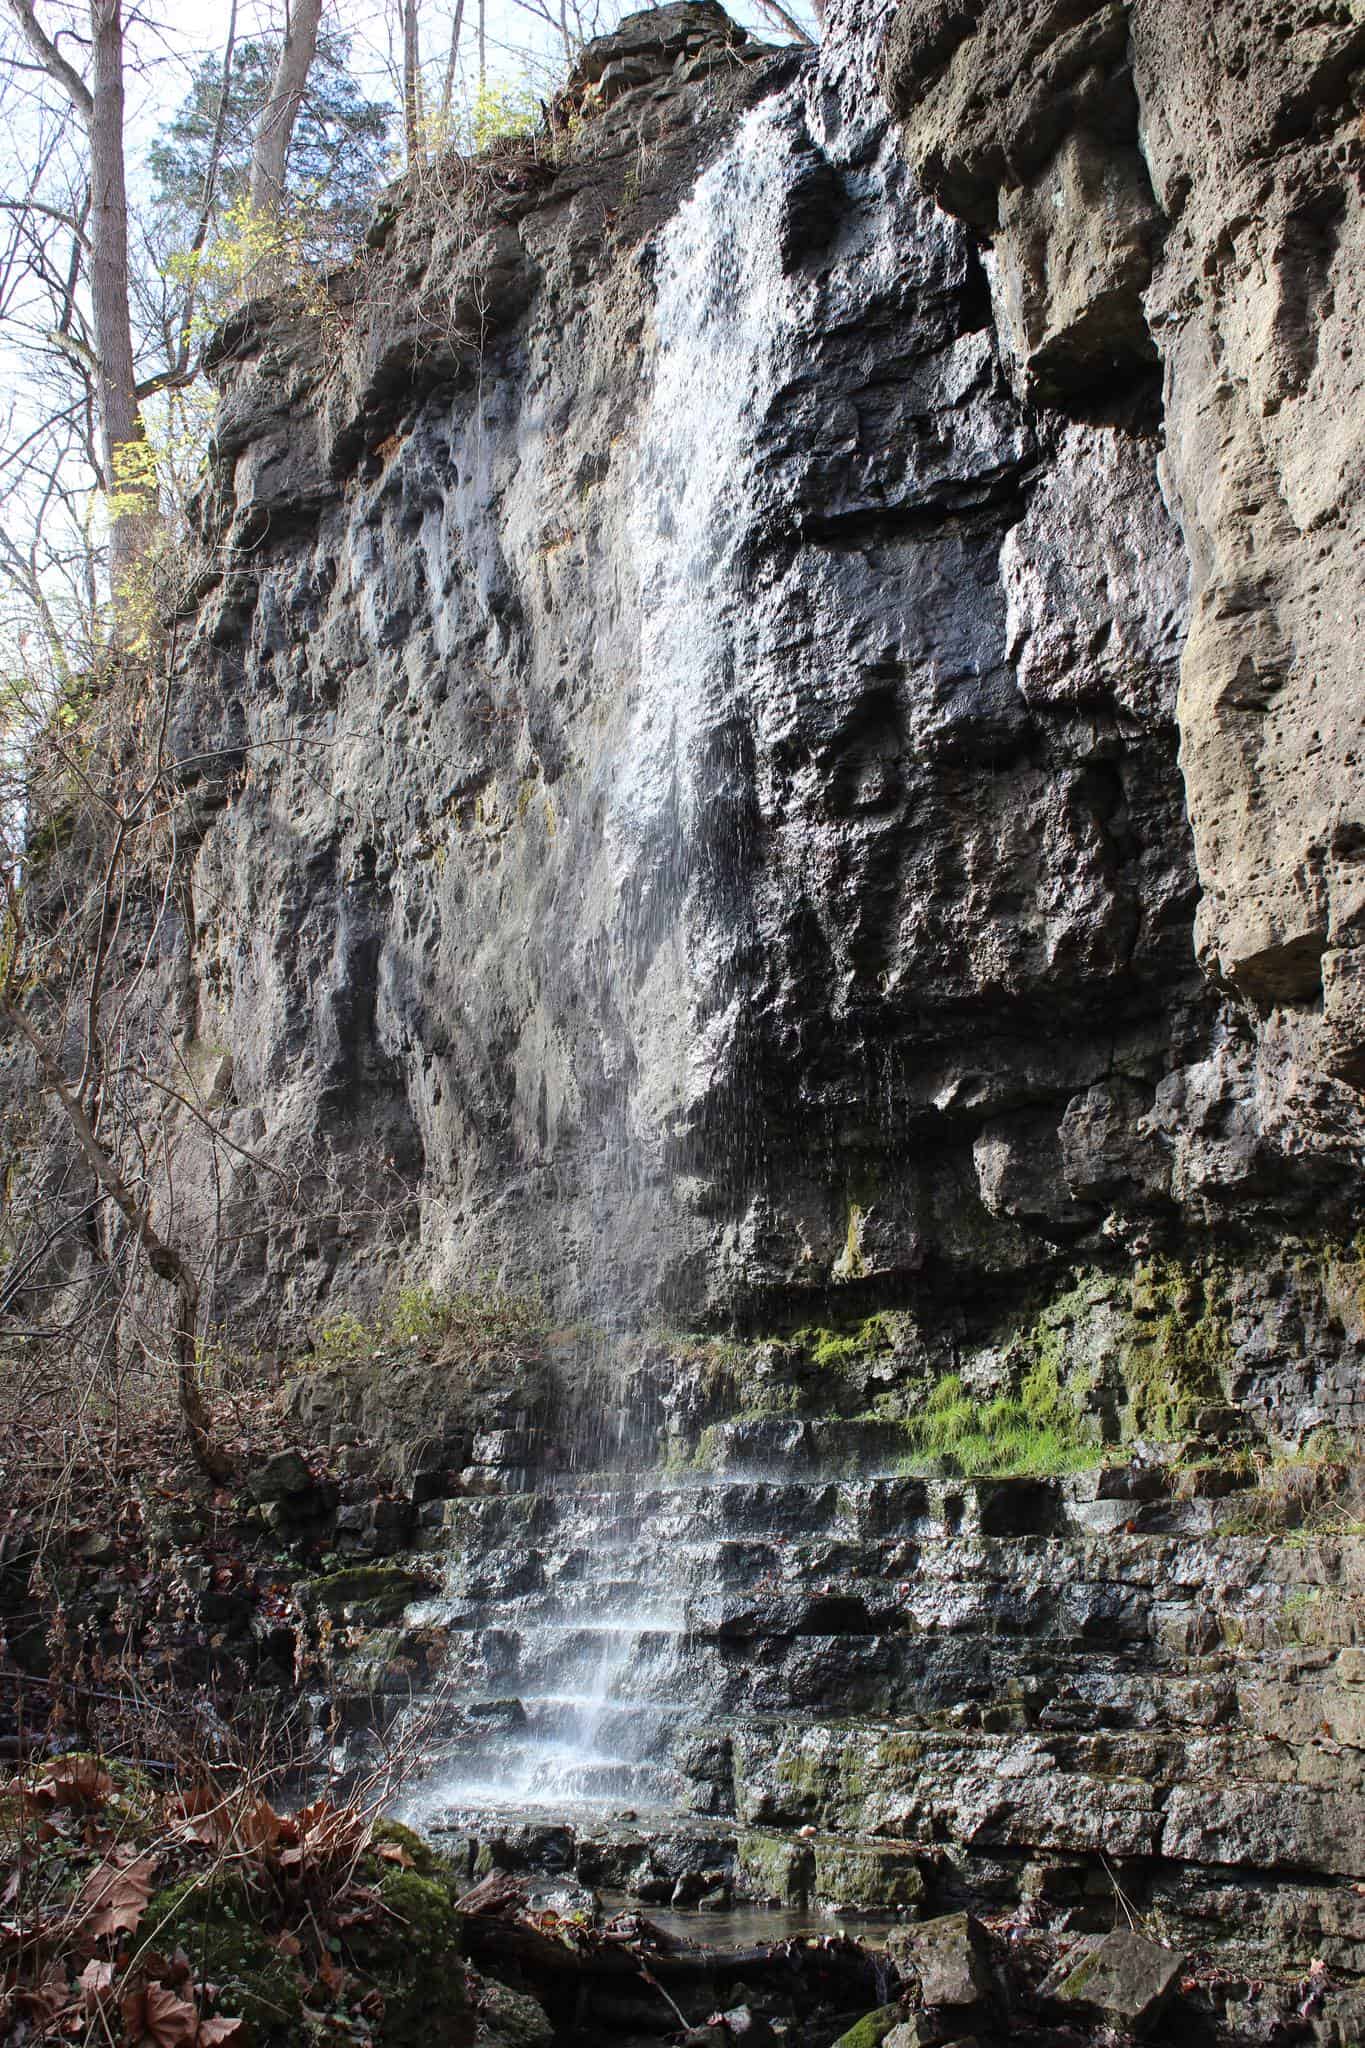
[399,91,818,1833]
[393,50,921,1847]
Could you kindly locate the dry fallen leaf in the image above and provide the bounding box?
[17,1963,72,2025]
[197,2017,245,2045]
[5,1757,113,1812]
[79,1959,115,2011]
[42,1757,114,1809]
[315,1950,345,1996]
[378,1842,414,1869]
[122,1982,201,2048]
[81,1854,153,1938]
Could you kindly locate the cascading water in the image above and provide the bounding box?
[614,93,796,849]
[391,28,933,1835]
[395,96,811,1828]
[575,93,801,1360]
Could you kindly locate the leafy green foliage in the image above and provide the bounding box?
[387,1278,544,1344]
[308,1278,545,1364]
[469,79,541,150]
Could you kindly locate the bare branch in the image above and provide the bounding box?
[2,0,94,120]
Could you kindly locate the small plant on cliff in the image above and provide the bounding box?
[899,1369,1100,1478]
[392,1275,545,1344]
[165,191,353,345]
[304,1278,546,1365]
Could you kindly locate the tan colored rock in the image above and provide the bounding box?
[990,132,1160,400]
[884,0,1365,1085]
[1056,1929,1183,2037]
[888,1911,995,2011]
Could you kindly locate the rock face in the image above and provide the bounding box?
[16,0,1365,1999]
[883,0,1365,1136]
[148,0,1365,1375]
[305,1437,1365,2000]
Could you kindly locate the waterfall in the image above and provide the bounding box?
[574,94,805,1347]
[391,96,817,1826]
[615,95,797,853]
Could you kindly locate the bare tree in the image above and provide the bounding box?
[752,0,814,44]
[402,0,423,159]
[439,0,467,121]
[4,0,154,611]
[248,0,324,215]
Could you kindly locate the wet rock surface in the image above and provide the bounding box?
[883,0,1365,1169]
[32,0,1365,2027]
[137,0,1365,1357]
[271,1424,1364,2023]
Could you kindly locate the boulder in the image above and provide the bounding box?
[294,1565,429,1624]
[246,1448,314,1503]
[830,2010,904,2048]
[888,1912,995,2014]
[471,1972,554,2048]
[1055,1929,1184,2037]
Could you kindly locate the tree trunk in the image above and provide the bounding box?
[754,0,815,44]
[403,0,422,163]
[439,0,466,122]
[248,0,324,216]
[87,0,154,611]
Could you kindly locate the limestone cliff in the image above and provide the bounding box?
[141,0,1364,1453]
[12,4,1365,2013]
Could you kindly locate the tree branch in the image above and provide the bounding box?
[3,0,94,120]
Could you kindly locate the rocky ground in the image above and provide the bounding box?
[1,1308,1361,2046]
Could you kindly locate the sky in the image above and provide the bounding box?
[114,0,818,163]
[0,0,817,660]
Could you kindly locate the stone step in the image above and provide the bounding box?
[726,1717,1365,1879]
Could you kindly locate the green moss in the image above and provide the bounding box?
[870,1732,924,1772]
[348,1867,459,1967]
[150,1860,468,2048]
[1120,1256,1231,1438]
[147,1873,306,2040]
[297,1278,546,1370]
[895,1367,1100,1478]
[809,1314,895,1373]
[830,2007,904,2048]
[813,1838,925,1910]
[471,1973,554,2048]
[365,1819,446,1879]
[343,1869,468,2043]
[691,1424,726,1472]
[296,1564,429,1622]
[737,1830,813,1905]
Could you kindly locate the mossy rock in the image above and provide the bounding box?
[147,1873,307,2041]
[737,1829,814,1905]
[296,1564,430,1623]
[365,1818,448,1879]
[470,1971,554,2048]
[813,1837,925,1910]
[831,2006,904,2048]
[150,1859,470,2047]
[342,1868,468,2042]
